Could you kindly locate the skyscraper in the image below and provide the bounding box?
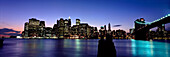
[22,17,97,39]
[108,23,111,31]
[108,23,111,34]
[76,19,80,25]
[104,25,106,30]
[23,22,29,37]
[39,21,45,37]
[22,18,46,37]
[68,18,71,26]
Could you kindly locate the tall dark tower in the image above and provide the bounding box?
[104,25,106,30]
[57,20,59,27]
[108,23,111,34]
[24,22,29,37]
[68,17,71,26]
[68,16,71,36]
[24,22,29,31]
[39,21,45,37]
[104,25,107,34]
[134,18,149,40]
[108,23,111,31]
[134,18,145,31]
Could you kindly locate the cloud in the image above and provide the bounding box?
[0,28,21,36]
[113,25,122,27]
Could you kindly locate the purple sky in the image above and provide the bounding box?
[0,0,170,34]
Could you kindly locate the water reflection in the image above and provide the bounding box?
[0,39,169,57]
[131,40,170,57]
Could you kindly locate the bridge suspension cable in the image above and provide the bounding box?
[136,14,170,25]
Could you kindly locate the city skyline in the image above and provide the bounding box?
[0,0,170,37]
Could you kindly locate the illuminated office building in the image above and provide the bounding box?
[22,17,97,39]
[76,19,80,25]
[22,18,46,37]
[71,20,97,39]
[156,24,167,37]
[115,29,126,39]
[45,27,52,37]
[53,18,71,38]
[39,21,45,37]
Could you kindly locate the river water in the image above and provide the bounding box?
[0,39,169,57]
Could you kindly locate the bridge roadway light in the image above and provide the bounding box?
[145,14,169,25]
[159,18,161,20]
[162,17,165,19]
[168,14,170,16]
[154,19,159,22]
[165,15,168,17]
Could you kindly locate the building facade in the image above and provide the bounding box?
[22,17,97,39]
[22,18,46,37]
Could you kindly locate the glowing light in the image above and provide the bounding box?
[162,17,165,19]
[135,21,151,25]
[131,39,135,41]
[160,18,163,19]
[140,19,144,21]
[69,16,71,19]
[75,39,81,51]
[152,19,160,23]
[165,15,168,17]
[168,14,170,16]
[162,24,165,26]
[151,14,170,23]
[16,36,22,38]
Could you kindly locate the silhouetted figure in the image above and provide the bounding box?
[97,34,116,57]
[98,35,105,57]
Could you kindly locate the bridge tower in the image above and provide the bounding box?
[134,18,149,40]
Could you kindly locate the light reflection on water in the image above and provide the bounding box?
[0,39,169,57]
[130,40,170,57]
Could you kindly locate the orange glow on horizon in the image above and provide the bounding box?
[0,34,10,37]
[0,27,23,32]
[5,32,16,34]
[0,27,23,37]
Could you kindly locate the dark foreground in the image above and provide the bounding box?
[0,39,169,57]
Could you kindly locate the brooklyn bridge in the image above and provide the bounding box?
[134,14,170,40]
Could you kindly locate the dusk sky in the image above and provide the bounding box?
[0,0,170,36]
